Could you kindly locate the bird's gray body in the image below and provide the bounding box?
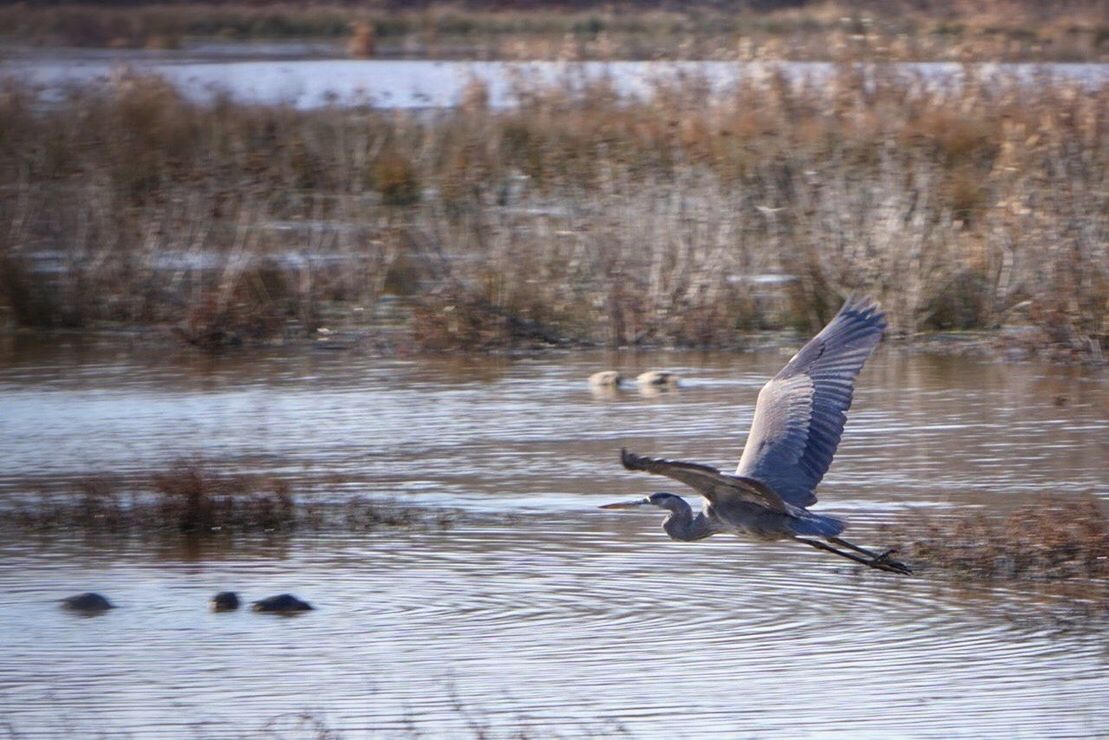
[606,296,911,574]
[619,453,846,542]
[660,497,794,542]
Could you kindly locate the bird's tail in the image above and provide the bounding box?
[790,512,847,538]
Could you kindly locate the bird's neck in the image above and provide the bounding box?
[663,503,717,542]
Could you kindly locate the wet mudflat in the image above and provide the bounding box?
[0,337,1106,736]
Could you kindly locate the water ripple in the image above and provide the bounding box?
[0,344,1106,735]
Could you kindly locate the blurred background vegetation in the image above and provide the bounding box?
[0,1,1105,355]
[2,1,1106,61]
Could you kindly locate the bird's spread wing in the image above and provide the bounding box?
[735,295,886,507]
[621,449,788,513]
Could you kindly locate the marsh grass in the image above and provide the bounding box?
[1,1,1105,62]
[5,461,447,535]
[0,67,1104,354]
[885,495,1109,580]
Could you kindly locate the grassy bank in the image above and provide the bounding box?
[0,1,1106,61]
[0,69,1105,355]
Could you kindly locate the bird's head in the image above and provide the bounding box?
[600,492,685,512]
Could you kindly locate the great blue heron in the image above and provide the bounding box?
[602,296,911,575]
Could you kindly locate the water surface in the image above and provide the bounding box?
[0,338,1106,736]
[3,52,1106,109]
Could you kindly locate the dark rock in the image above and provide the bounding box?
[211,591,240,611]
[61,592,114,613]
[252,593,313,613]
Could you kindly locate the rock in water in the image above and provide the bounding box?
[211,591,241,611]
[61,593,114,613]
[252,594,313,613]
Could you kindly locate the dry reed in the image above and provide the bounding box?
[885,495,1109,580]
[4,461,447,535]
[0,67,1104,354]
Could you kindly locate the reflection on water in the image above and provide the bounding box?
[0,337,1106,735]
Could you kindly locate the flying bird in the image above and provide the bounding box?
[602,296,911,575]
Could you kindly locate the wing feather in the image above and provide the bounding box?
[621,449,788,513]
[735,296,886,507]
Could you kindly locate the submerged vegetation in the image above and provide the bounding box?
[886,496,1109,581]
[0,1,1106,62]
[4,461,452,535]
[0,65,1105,356]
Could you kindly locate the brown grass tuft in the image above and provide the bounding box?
[152,462,295,533]
[346,21,376,58]
[3,461,453,536]
[373,149,422,206]
[885,495,1109,580]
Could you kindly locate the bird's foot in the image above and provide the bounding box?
[868,548,912,575]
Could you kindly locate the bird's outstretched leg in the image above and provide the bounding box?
[827,537,908,570]
[827,536,885,558]
[795,537,912,575]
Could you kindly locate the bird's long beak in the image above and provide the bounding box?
[600,498,650,509]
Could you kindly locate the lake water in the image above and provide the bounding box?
[0,337,1106,736]
[2,50,1107,109]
